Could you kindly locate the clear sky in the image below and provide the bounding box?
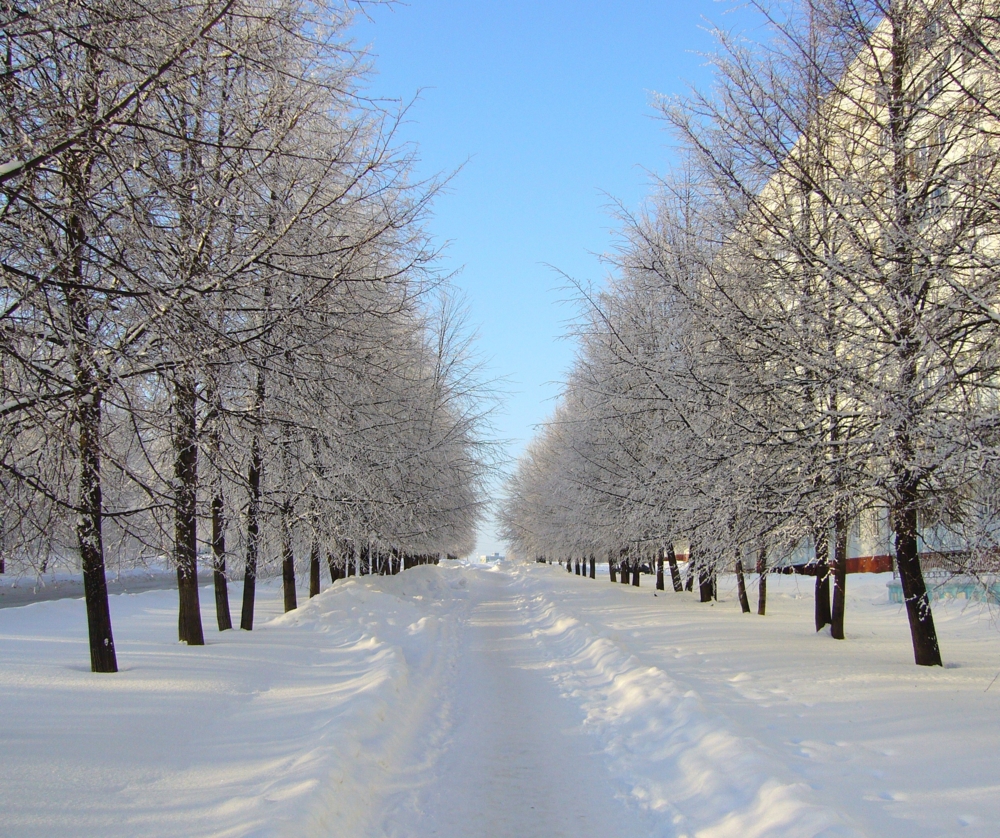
[350,1,744,556]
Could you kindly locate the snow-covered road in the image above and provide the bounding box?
[2,561,999,837]
[378,571,649,837]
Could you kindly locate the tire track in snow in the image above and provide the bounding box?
[378,566,651,838]
[289,569,472,837]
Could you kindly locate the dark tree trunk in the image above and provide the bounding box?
[76,385,117,673]
[667,544,683,592]
[631,561,640,587]
[620,558,630,585]
[735,557,751,613]
[816,567,832,631]
[174,374,205,645]
[756,545,767,616]
[699,561,713,603]
[280,503,297,613]
[885,11,942,667]
[831,511,848,639]
[240,385,263,631]
[309,541,321,597]
[609,558,617,583]
[655,548,665,591]
[211,477,232,631]
[65,163,116,672]
[814,530,831,632]
[327,551,342,583]
[684,552,694,592]
[205,389,231,632]
[346,544,357,576]
[895,496,943,666]
[589,555,595,579]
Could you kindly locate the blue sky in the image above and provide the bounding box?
[350,1,743,555]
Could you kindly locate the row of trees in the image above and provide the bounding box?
[1,0,491,671]
[500,0,1000,666]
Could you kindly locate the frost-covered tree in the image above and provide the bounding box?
[1,0,492,668]
[503,0,1000,667]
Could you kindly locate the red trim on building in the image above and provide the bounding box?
[845,554,894,573]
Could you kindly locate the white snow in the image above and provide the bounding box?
[1,563,999,836]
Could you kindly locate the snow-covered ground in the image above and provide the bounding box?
[1,563,998,837]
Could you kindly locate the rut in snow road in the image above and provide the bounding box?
[378,570,650,838]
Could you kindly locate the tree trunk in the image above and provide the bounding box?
[240,379,263,631]
[684,552,694,592]
[309,541,320,596]
[589,554,595,579]
[631,560,640,587]
[885,9,942,667]
[667,544,683,592]
[655,547,665,591]
[816,564,832,632]
[699,559,713,603]
[65,156,116,672]
[831,510,848,639]
[609,557,617,583]
[205,388,232,632]
[280,502,297,612]
[735,557,751,613]
[814,529,831,632]
[173,373,205,645]
[327,551,342,583]
[895,495,943,666]
[76,385,118,673]
[567,558,572,573]
[210,472,232,633]
[756,545,767,616]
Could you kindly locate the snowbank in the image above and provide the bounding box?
[507,566,1000,837]
[0,569,470,837]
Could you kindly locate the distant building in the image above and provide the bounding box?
[478,552,505,563]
